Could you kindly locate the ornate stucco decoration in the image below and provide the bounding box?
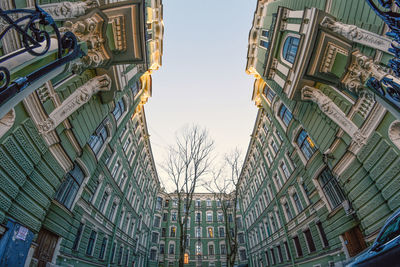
[38,1,98,21]
[0,108,15,139]
[389,120,400,150]
[341,50,396,93]
[61,13,109,71]
[320,42,348,73]
[320,16,393,53]
[302,86,366,146]
[354,90,376,118]
[37,74,111,134]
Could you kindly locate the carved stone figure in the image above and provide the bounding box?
[37,74,111,134]
[321,16,393,53]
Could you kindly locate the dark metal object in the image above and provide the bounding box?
[0,3,83,107]
[365,0,400,111]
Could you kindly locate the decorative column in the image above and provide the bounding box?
[301,85,366,146]
[37,74,111,134]
[320,16,393,54]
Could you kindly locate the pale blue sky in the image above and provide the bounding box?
[146,0,257,188]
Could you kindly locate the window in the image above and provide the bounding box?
[281,162,290,179]
[276,130,284,142]
[217,200,221,207]
[111,161,120,177]
[207,212,212,222]
[196,212,201,222]
[118,246,123,265]
[270,248,276,265]
[266,151,273,164]
[110,242,116,263]
[238,233,245,244]
[261,30,269,37]
[152,232,159,243]
[154,216,161,228]
[293,192,303,213]
[184,253,189,264]
[99,191,109,213]
[239,249,247,261]
[304,228,316,253]
[109,202,117,221]
[88,122,108,156]
[124,249,129,266]
[169,244,175,254]
[196,243,202,255]
[195,227,201,238]
[283,36,300,64]
[219,227,224,238]
[150,249,157,260]
[284,202,293,221]
[196,199,201,207]
[293,236,303,257]
[72,223,84,251]
[206,199,212,207]
[170,227,176,237]
[99,237,107,259]
[260,40,269,49]
[171,211,177,222]
[316,221,329,247]
[159,244,165,254]
[163,213,168,222]
[236,217,243,229]
[123,138,131,152]
[296,129,317,160]
[162,228,166,237]
[86,230,97,255]
[284,241,291,260]
[172,199,178,206]
[279,104,293,127]
[208,244,214,256]
[113,98,125,121]
[265,251,270,266]
[217,212,223,222]
[208,227,213,238]
[318,168,345,209]
[271,140,279,153]
[55,164,85,209]
[221,244,226,255]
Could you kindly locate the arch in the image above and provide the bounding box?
[280,33,301,67]
[389,120,400,150]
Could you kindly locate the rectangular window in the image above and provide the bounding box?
[118,246,123,265]
[206,199,212,207]
[196,212,201,222]
[151,232,159,243]
[304,229,316,253]
[207,212,212,222]
[208,227,213,238]
[86,230,97,255]
[319,168,345,209]
[209,244,214,255]
[171,212,177,222]
[266,152,273,164]
[99,237,107,259]
[238,233,245,244]
[239,249,247,261]
[261,30,269,37]
[220,244,226,255]
[219,227,224,238]
[271,140,279,153]
[284,202,293,221]
[196,227,201,238]
[293,236,303,257]
[72,223,84,251]
[113,98,125,121]
[159,244,165,254]
[169,244,175,254]
[270,248,276,265]
[162,228,166,237]
[163,213,168,222]
[293,192,303,213]
[150,249,157,260]
[88,121,108,156]
[277,245,283,263]
[260,40,269,49]
[170,227,176,237]
[99,191,109,213]
[55,164,85,209]
[153,216,161,228]
[110,242,116,263]
[265,250,270,266]
[281,162,290,179]
[284,241,291,260]
[316,221,329,247]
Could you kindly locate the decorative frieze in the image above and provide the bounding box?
[320,16,393,54]
[36,1,98,21]
[37,74,111,134]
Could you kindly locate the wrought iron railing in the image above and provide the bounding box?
[365,0,400,112]
[0,3,83,107]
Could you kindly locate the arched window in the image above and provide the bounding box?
[296,129,316,160]
[184,253,189,264]
[282,36,300,64]
[279,104,293,126]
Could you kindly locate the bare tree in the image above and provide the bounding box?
[205,148,242,267]
[162,125,214,267]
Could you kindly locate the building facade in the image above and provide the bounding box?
[241,0,400,266]
[0,0,163,266]
[149,193,248,267]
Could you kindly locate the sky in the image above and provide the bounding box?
[146,0,257,191]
